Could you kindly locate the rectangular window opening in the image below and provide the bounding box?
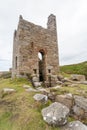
[33,69,37,74]
[48,69,51,73]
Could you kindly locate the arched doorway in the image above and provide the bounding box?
[38,50,46,82]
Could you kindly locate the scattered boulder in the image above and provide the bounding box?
[80,81,87,85]
[62,77,71,82]
[36,87,50,94]
[23,84,31,89]
[23,84,38,92]
[57,75,64,81]
[56,81,63,85]
[48,92,56,101]
[71,74,85,81]
[74,95,87,111]
[41,102,69,126]
[70,84,79,87]
[26,88,38,92]
[2,88,16,94]
[63,82,71,87]
[32,76,39,82]
[72,105,84,117]
[55,93,73,109]
[73,95,87,119]
[33,94,48,103]
[63,121,87,130]
[51,85,61,89]
[33,82,42,87]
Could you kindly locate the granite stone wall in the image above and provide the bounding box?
[12,14,59,83]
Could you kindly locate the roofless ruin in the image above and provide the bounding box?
[12,14,59,86]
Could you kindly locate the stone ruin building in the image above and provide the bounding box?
[12,14,59,86]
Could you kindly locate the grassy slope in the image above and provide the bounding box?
[60,61,87,78]
[0,78,60,130]
[0,78,87,130]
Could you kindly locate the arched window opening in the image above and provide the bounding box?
[38,52,43,60]
[38,50,46,82]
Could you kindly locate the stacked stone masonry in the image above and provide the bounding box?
[12,14,59,84]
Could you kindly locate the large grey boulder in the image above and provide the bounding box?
[55,93,73,109]
[33,94,48,103]
[72,105,84,117]
[71,74,85,81]
[63,121,87,130]
[74,95,87,111]
[73,96,87,119]
[41,102,69,126]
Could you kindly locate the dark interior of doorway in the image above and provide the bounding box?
[38,51,45,82]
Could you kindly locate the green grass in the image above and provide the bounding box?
[0,78,61,130]
[0,77,87,130]
[50,84,87,97]
[60,61,87,78]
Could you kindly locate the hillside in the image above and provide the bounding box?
[60,61,87,78]
[0,77,87,130]
[0,78,61,130]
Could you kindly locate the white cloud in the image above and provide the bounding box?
[0,0,87,70]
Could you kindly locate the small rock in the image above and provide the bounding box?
[66,93,73,98]
[26,88,38,92]
[3,88,16,94]
[57,75,64,81]
[32,76,39,82]
[33,82,42,87]
[70,84,79,87]
[36,87,50,93]
[62,77,70,82]
[33,94,48,103]
[23,84,31,89]
[48,93,56,101]
[42,102,69,126]
[51,85,61,89]
[64,82,71,86]
[80,81,87,85]
[56,81,63,85]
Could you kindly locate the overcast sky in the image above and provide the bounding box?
[0,0,87,71]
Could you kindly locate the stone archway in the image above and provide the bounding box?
[38,50,46,82]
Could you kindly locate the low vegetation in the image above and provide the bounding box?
[50,84,87,98]
[0,77,87,130]
[0,78,61,130]
[60,61,87,78]
[0,71,11,79]
[0,60,87,130]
